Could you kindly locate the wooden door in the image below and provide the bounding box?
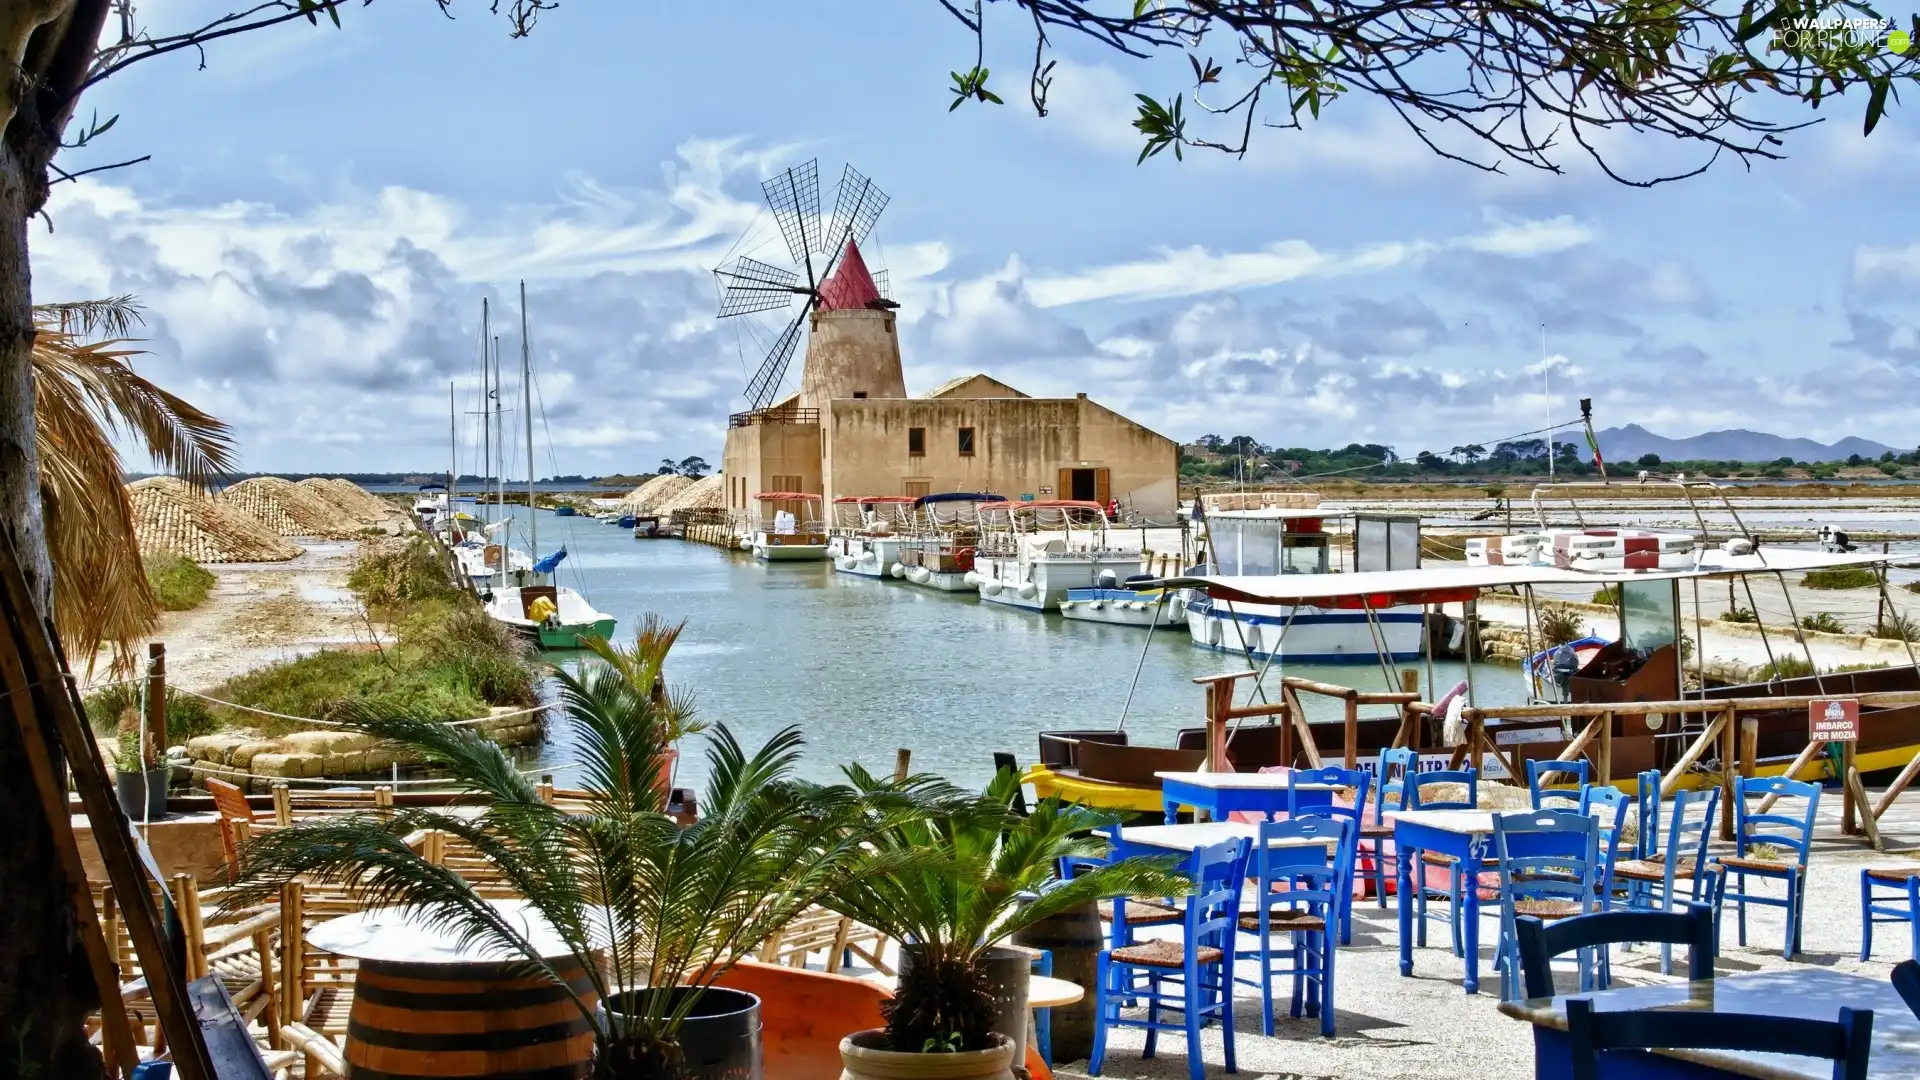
[1094,469,1111,506]
[1057,468,1072,500]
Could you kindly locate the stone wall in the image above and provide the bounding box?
[182,707,543,793]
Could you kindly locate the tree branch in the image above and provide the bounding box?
[47,154,148,184]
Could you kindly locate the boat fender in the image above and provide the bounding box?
[908,566,931,584]
[1061,600,1076,610]
[963,571,981,586]
[1170,596,1187,618]
[1128,601,1146,612]
[890,562,905,577]
[981,580,1004,596]
[1089,600,1104,611]
[1097,569,1119,587]
[1017,582,1038,600]
[859,550,878,564]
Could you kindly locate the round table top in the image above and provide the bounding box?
[307,899,589,965]
[861,972,1085,1009]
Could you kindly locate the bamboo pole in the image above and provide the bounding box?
[1718,707,1739,839]
[1343,697,1360,770]
[146,642,167,761]
[1597,710,1613,786]
[1843,741,1859,836]
[1556,713,1607,766]
[1662,708,1730,801]
[1758,741,1827,815]
[1739,719,1759,783]
[1848,767,1884,851]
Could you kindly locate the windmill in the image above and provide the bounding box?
[714,159,897,412]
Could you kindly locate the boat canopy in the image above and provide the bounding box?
[532,548,568,575]
[914,492,1004,506]
[980,499,1107,511]
[753,491,822,501]
[1138,547,1902,608]
[831,495,919,504]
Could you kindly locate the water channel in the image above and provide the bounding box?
[486,504,1526,791]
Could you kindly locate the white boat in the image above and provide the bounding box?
[967,501,1140,612]
[750,491,829,561]
[1182,493,1426,662]
[1061,585,1186,627]
[413,483,449,519]
[484,585,617,649]
[830,496,916,579]
[898,492,1001,591]
[454,526,535,589]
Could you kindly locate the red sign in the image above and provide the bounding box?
[1809,698,1860,742]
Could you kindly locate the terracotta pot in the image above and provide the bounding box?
[838,1030,1016,1080]
[655,748,679,810]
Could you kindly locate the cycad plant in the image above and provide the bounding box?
[579,615,705,743]
[822,768,1187,1054]
[230,651,934,1079]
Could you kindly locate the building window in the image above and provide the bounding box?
[852,391,867,399]
[908,427,925,456]
[904,481,931,498]
[958,427,976,456]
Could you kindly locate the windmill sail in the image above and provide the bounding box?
[719,159,891,413]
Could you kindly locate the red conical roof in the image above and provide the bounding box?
[816,240,882,311]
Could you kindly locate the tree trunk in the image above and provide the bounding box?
[0,131,97,1076]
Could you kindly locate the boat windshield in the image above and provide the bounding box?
[1209,518,1330,575]
[1618,578,1680,656]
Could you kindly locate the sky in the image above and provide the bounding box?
[29,0,1920,476]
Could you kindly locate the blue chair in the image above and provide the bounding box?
[1090,838,1250,1080]
[1611,786,1720,974]
[1528,758,1590,810]
[1066,828,1184,954]
[1491,809,1600,1001]
[1634,768,1662,860]
[1515,905,1715,1000]
[1895,959,1920,1017]
[1715,775,1820,959]
[1565,998,1872,1080]
[1405,768,1479,955]
[1235,816,1352,1037]
[1288,766,1370,944]
[1860,865,1920,962]
[1364,747,1416,908]
[1579,785,1632,899]
[1030,948,1056,1064]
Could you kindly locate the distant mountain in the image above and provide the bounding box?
[1592,424,1899,464]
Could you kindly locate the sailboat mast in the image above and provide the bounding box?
[521,281,536,562]
[480,298,491,530]
[493,334,504,523]
[448,380,457,510]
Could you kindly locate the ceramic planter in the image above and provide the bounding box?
[837,1030,1016,1080]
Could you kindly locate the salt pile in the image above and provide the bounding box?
[218,477,362,539]
[298,478,399,526]
[622,474,693,512]
[656,474,723,512]
[129,478,301,563]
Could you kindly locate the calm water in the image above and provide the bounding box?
[478,505,1527,791]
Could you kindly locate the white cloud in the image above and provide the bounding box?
[1021,215,1594,308]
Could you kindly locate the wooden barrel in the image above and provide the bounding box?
[345,956,598,1079]
[1014,901,1102,1063]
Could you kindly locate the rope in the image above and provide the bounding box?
[170,687,551,729]
[179,759,582,788]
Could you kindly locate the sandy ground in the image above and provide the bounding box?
[1029,790,1920,1080]
[99,540,391,692]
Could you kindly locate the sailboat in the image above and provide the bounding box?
[484,281,618,649]
[451,299,534,589]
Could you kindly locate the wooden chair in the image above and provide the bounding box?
[207,777,276,881]
[279,879,367,1073]
[1516,906,1714,1001]
[756,906,893,975]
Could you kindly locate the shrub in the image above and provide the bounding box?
[1591,584,1620,606]
[1537,605,1585,646]
[1799,611,1846,634]
[1802,567,1878,590]
[83,682,221,744]
[1719,607,1757,624]
[348,535,463,620]
[1756,653,1818,680]
[1874,614,1920,643]
[1904,581,1920,595]
[144,554,216,611]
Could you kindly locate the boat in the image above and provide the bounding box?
[484,582,618,649]
[632,515,671,539]
[413,483,449,520]
[479,281,617,648]
[553,505,577,517]
[749,492,828,561]
[830,496,916,579]
[1183,492,1427,662]
[1060,580,1186,627]
[898,492,1001,591]
[1020,478,1920,811]
[967,501,1139,612]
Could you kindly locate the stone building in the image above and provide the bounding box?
[720,247,1178,518]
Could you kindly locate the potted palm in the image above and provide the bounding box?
[112,726,168,821]
[230,636,936,1080]
[578,614,703,806]
[823,768,1185,1079]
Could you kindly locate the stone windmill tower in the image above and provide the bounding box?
[713,160,904,416]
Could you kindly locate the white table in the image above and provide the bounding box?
[1117,821,1339,855]
[1387,809,1524,995]
[308,899,586,964]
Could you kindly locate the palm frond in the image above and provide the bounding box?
[37,295,144,338]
